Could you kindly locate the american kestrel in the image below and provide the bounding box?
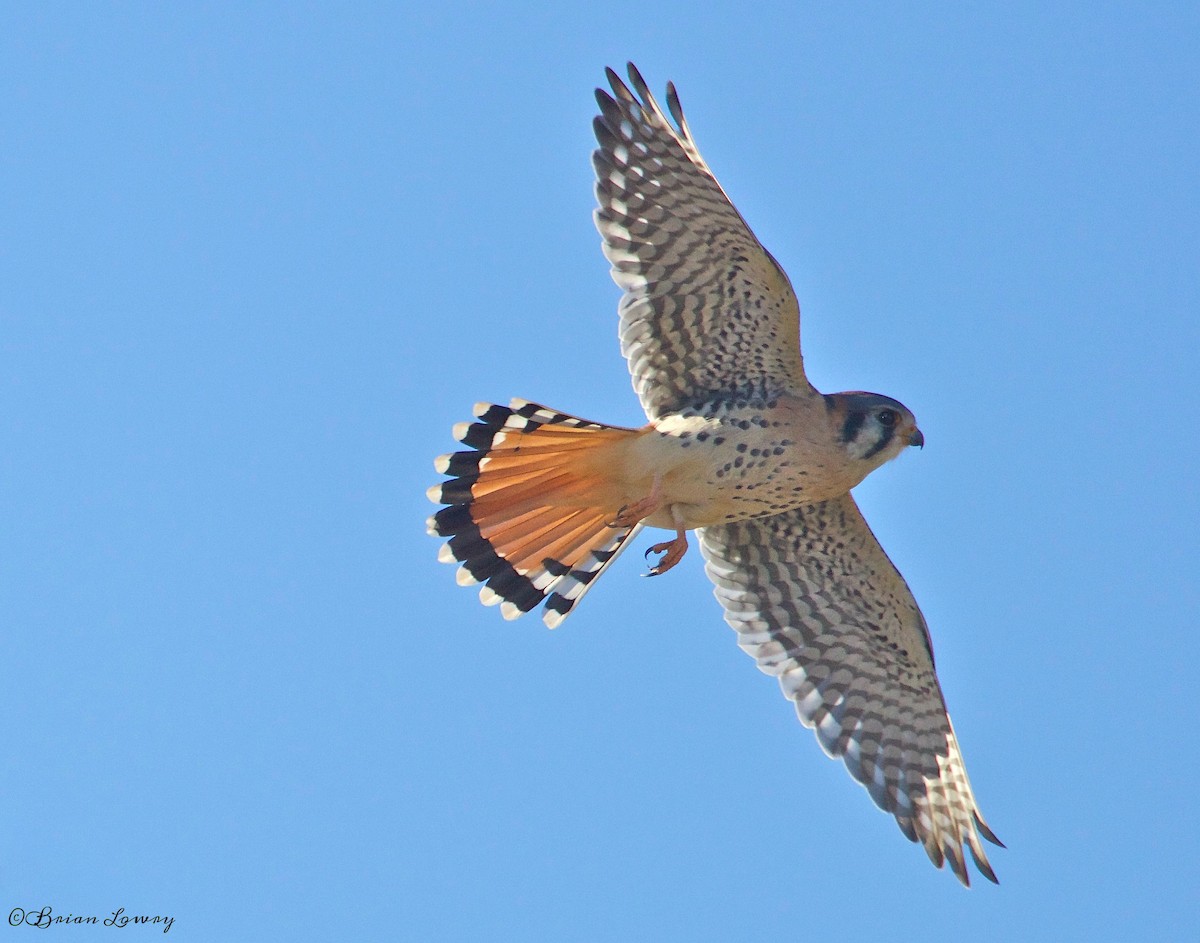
[428,64,1002,885]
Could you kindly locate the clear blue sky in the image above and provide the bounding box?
[4,3,1198,940]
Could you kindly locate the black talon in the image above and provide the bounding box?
[606,504,631,528]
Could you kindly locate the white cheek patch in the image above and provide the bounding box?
[848,419,898,462]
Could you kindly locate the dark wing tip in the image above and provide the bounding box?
[625,61,651,101]
[945,842,970,886]
[973,852,1000,885]
[975,812,1005,848]
[604,64,634,104]
[665,80,685,130]
[592,114,618,150]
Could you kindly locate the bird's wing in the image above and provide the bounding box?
[698,494,1002,885]
[593,64,811,420]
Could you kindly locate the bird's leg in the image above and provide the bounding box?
[607,474,663,528]
[644,504,688,577]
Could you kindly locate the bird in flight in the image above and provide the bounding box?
[427,63,1002,885]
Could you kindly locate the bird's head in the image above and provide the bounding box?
[826,392,923,469]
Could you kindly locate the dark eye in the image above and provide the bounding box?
[877,409,897,426]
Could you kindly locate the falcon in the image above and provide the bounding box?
[427,64,1002,885]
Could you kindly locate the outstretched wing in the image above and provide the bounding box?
[698,495,1002,885]
[593,64,811,420]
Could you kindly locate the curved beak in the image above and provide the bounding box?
[908,428,925,449]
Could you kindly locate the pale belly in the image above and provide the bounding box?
[612,402,862,530]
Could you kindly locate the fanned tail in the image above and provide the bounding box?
[427,399,643,627]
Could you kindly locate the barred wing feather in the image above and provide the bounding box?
[698,495,1002,885]
[593,64,811,419]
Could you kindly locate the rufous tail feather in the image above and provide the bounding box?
[427,399,642,627]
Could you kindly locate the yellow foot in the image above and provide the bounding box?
[644,533,688,576]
